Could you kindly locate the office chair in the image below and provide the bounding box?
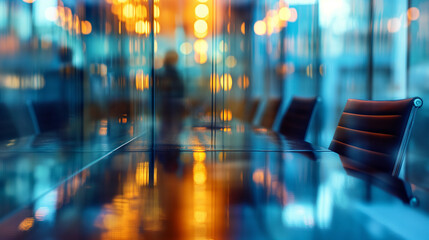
[244,98,260,124]
[278,97,318,140]
[0,103,19,141]
[259,98,282,129]
[29,101,69,133]
[329,97,423,177]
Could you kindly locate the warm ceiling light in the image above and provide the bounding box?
[194,52,207,64]
[180,42,193,55]
[154,20,160,34]
[135,20,149,34]
[254,20,266,35]
[194,39,208,54]
[122,4,135,19]
[407,7,420,21]
[279,7,291,21]
[194,19,208,33]
[195,4,209,18]
[210,74,220,93]
[220,74,232,91]
[81,21,92,35]
[241,22,245,34]
[220,109,232,121]
[22,0,36,3]
[154,5,160,18]
[238,75,249,89]
[135,5,148,19]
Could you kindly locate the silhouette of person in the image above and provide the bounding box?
[156,50,186,145]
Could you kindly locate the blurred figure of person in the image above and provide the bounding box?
[156,50,186,139]
[157,50,185,101]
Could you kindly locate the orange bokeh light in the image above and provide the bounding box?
[407,7,420,21]
[220,109,232,121]
[220,73,232,91]
[81,21,92,35]
[210,74,220,93]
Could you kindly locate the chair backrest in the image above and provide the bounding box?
[244,98,260,123]
[29,101,69,133]
[279,97,318,140]
[229,98,246,121]
[0,103,19,141]
[259,98,282,129]
[329,97,423,176]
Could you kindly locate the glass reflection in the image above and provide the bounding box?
[2,0,429,239]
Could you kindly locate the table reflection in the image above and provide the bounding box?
[1,147,428,240]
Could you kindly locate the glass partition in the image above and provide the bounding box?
[1,0,429,199]
[0,0,153,151]
[0,0,153,218]
[408,0,429,186]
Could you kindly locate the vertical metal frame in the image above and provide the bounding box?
[393,98,423,177]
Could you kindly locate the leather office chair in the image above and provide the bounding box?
[0,103,19,141]
[278,97,318,140]
[29,101,69,133]
[329,97,423,177]
[259,98,282,129]
[244,98,260,123]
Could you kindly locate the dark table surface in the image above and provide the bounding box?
[1,119,429,240]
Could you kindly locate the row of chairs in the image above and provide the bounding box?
[0,101,69,142]
[241,96,423,177]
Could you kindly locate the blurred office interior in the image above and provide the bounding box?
[1,0,429,239]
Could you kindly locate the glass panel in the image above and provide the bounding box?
[283,2,319,142]
[318,0,371,147]
[408,0,429,185]
[0,0,153,217]
[372,0,407,100]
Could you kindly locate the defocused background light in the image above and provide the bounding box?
[210,74,220,93]
[388,18,401,33]
[81,20,92,35]
[408,7,420,21]
[194,52,207,64]
[241,22,246,35]
[220,74,232,91]
[180,42,193,55]
[195,4,209,19]
[194,39,208,54]
[122,4,135,19]
[279,7,291,21]
[44,7,58,22]
[289,8,297,22]
[220,109,232,121]
[154,5,160,18]
[194,19,208,37]
[226,56,237,68]
[254,20,266,35]
[219,40,228,52]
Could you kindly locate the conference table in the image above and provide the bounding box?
[0,119,428,240]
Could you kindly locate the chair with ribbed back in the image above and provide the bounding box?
[259,98,282,129]
[279,97,318,140]
[329,97,423,177]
